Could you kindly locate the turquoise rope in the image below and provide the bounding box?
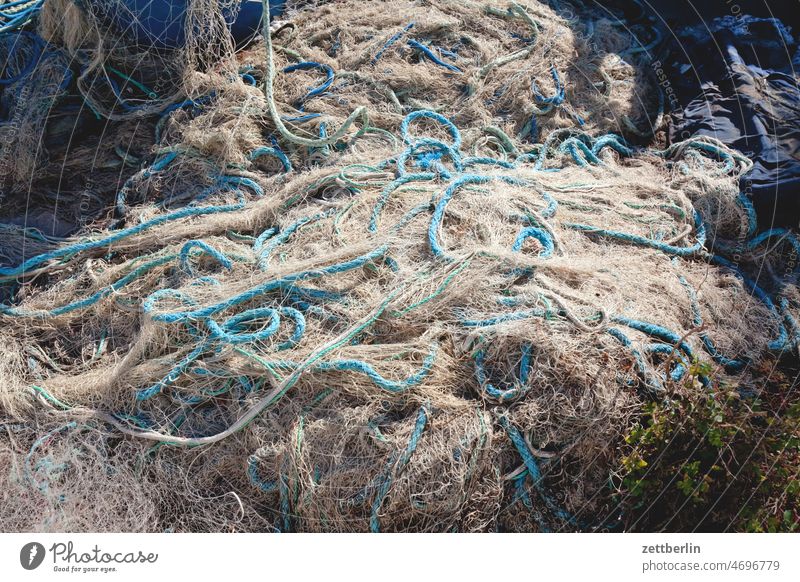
[499,416,575,524]
[565,209,707,257]
[607,327,661,392]
[24,422,77,495]
[709,254,789,352]
[372,22,415,64]
[370,405,428,532]
[676,273,746,371]
[407,39,463,73]
[1,254,176,317]
[512,227,554,257]
[179,241,233,274]
[143,244,389,323]
[1,176,262,278]
[400,109,462,149]
[368,172,436,232]
[473,344,533,402]
[429,173,529,260]
[263,343,438,393]
[248,455,278,492]
[248,146,293,172]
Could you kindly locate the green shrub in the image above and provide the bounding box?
[613,361,799,532]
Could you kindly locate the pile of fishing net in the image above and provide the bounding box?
[1,0,799,532]
[1,0,662,237]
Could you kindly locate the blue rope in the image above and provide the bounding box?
[136,343,210,401]
[499,416,576,524]
[372,22,415,64]
[607,327,661,392]
[370,405,428,532]
[565,209,707,257]
[676,273,746,371]
[248,455,278,492]
[368,173,436,232]
[144,244,388,323]
[266,344,438,393]
[283,61,334,103]
[0,0,42,34]
[779,297,800,351]
[400,109,462,149]
[474,344,533,402]
[531,65,565,107]
[0,254,177,317]
[0,30,44,84]
[208,307,281,345]
[609,315,694,359]
[645,343,688,382]
[137,304,310,400]
[248,146,293,173]
[559,137,602,166]
[104,66,158,112]
[256,209,335,270]
[276,307,306,350]
[713,228,800,276]
[591,134,634,157]
[512,227,554,257]
[710,254,790,352]
[179,240,233,274]
[460,307,700,384]
[428,173,528,260]
[396,139,462,177]
[116,151,180,216]
[1,176,262,278]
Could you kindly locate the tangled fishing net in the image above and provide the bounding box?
[1,0,799,532]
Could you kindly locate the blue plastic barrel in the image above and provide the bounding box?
[87,0,286,49]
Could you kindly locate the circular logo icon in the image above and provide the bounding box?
[20,542,46,570]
